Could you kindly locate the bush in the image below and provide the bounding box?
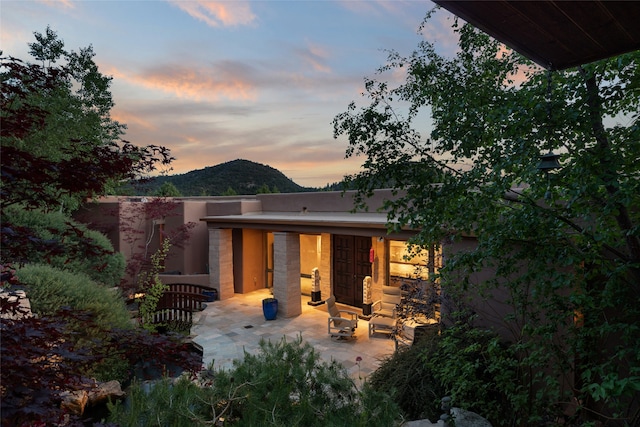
[2,205,125,286]
[1,305,202,425]
[368,337,445,421]
[108,336,402,426]
[16,263,131,330]
[369,324,523,426]
[428,323,523,426]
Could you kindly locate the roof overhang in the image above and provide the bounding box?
[432,1,640,70]
[202,212,418,239]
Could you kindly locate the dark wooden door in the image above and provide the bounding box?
[333,235,371,307]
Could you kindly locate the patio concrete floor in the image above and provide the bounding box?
[190,288,396,384]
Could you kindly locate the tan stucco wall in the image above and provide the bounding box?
[256,189,404,213]
[442,237,516,339]
[164,201,209,275]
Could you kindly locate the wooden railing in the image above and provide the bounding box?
[152,284,212,325]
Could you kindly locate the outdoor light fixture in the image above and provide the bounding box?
[536,69,562,199]
[537,151,561,172]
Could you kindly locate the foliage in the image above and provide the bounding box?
[1,26,173,213]
[368,336,444,421]
[110,197,195,295]
[2,205,125,286]
[0,302,202,426]
[333,9,639,425]
[429,323,525,426]
[138,238,171,332]
[108,336,401,426]
[395,276,440,325]
[139,159,310,196]
[1,26,173,276]
[370,324,522,426]
[16,263,132,330]
[154,181,182,197]
[0,308,100,426]
[222,186,238,196]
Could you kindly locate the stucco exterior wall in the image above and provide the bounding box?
[256,189,403,213]
[442,237,516,340]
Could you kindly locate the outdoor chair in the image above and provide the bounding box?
[371,285,403,318]
[326,295,359,339]
[369,286,402,337]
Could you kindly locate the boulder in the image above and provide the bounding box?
[60,380,125,416]
[60,390,88,415]
[450,407,493,427]
[402,420,442,426]
[88,380,126,407]
[401,408,492,427]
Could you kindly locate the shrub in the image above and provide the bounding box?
[1,305,202,426]
[428,323,523,426]
[370,323,525,426]
[16,263,131,330]
[368,337,445,421]
[2,205,125,286]
[108,336,402,426]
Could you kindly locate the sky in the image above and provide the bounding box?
[1,0,459,187]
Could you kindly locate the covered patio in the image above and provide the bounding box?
[190,288,396,384]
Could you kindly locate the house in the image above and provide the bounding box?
[75,190,451,319]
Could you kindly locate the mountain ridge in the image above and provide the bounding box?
[140,159,317,196]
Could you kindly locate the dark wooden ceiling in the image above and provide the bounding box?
[432,1,640,70]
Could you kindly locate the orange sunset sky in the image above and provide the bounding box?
[1,1,460,187]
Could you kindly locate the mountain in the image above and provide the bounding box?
[137,159,313,196]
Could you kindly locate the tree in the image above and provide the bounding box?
[1,27,173,265]
[222,186,238,196]
[1,26,173,215]
[334,10,639,425]
[154,181,182,197]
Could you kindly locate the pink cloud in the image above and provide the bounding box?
[298,42,332,74]
[110,109,156,132]
[107,63,258,101]
[167,0,256,27]
[39,0,75,10]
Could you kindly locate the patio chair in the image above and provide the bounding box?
[326,295,359,339]
[371,285,403,318]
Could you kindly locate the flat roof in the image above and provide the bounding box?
[433,1,640,70]
[202,211,417,239]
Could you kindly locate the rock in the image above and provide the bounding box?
[450,407,493,427]
[88,380,125,407]
[0,290,33,320]
[60,380,124,416]
[60,390,88,415]
[402,420,443,426]
[402,407,492,427]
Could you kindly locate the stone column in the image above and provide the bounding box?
[209,228,234,300]
[273,232,301,317]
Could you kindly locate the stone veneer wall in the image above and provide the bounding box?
[209,228,234,300]
[273,232,302,317]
